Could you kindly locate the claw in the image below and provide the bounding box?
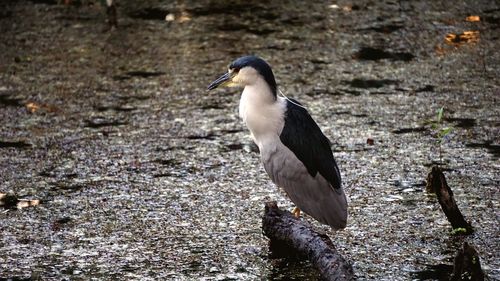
[292,207,301,218]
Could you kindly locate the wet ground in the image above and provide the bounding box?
[0,0,499,280]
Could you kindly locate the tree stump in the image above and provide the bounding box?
[426,166,473,234]
[262,202,354,281]
[450,242,485,281]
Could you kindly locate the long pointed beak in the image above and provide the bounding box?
[207,72,232,90]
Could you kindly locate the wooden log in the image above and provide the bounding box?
[426,166,473,234]
[450,242,485,281]
[262,201,354,281]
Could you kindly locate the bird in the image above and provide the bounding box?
[207,55,347,229]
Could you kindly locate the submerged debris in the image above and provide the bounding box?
[0,192,40,210]
[0,192,19,209]
[353,47,414,61]
[451,242,485,281]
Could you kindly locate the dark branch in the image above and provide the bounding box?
[262,202,354,281]
[426,166,473,234]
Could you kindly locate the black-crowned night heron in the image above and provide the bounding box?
[207,55,347,229]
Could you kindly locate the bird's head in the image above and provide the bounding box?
[207,56,277,97]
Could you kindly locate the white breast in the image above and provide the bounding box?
[238,81,287,148]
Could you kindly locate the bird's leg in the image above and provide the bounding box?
[292,207,301,218]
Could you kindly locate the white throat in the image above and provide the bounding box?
[238,78,286,146]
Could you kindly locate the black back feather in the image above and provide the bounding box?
[279,99,342,189]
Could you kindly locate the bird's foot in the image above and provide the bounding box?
[292,207,301,218]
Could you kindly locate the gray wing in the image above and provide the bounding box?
[261,140,347,229]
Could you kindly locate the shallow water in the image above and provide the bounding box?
[0,0,499,280]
